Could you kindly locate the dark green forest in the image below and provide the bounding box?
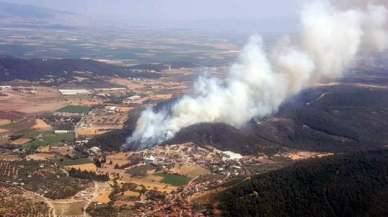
[220,150,388,217]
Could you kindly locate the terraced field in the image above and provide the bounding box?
[0,160,87,199]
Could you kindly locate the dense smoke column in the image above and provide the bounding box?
[122,0,388,151]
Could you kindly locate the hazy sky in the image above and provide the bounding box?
[3,0,301,20]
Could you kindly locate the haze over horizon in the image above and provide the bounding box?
[0,0,301,33]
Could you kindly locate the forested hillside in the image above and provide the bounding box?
[165,123,281,156]
[220,150,388,217]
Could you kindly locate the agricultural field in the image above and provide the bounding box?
[56,158,92,166]
[0,119,11,126]
[10,138,32,146]
[0,122,18,129]
[22,132,75,150]
[22,140,47,151]
[26,153,56,161]
[0,196,51,217]
[53,201,86,217]
[56,105,91,114]
[155,173,192,186]
[31,119,52,131]
[171,164,210,178]
[0,182,25,197]
[0,160,87,199]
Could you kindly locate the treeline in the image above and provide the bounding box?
[220,150,388,217]
[68,168,109,181]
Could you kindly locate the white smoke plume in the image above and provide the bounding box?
[122,0,388,150]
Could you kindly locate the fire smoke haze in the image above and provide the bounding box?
[122,0,388,150]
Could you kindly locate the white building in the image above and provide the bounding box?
[108,106,119,111]
[221,151,243,160]
[0,85,11,90]
[127,95,141,101]
[89,147,101,153]
[94,88,126,91]
[58,89,91,95]
[55,130,74,134]
[144,155,155,162]
[123,95,142,104]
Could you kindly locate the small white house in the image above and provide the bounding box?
[144,155,155,162]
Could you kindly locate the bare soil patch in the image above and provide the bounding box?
[32,119,52,130]
[10,138,32,146]
[27,153,56,160]
[171,164,210,178]
[93,190,112,203]
[0,119,11,125]
[65,163,97,172]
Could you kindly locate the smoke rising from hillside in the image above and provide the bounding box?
[122,0,388,150]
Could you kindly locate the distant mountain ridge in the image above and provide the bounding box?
[0,1,90,28]
[0,1,77,19]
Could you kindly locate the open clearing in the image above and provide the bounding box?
[172,164,210,178]
[118,178,178,194]
[124,190,140,197]
[155,173,192,186]
[53,201,87,216]
[93,190,112,203]
[65,163,97,172]
[285,151,334,160]
[27,153,56,160]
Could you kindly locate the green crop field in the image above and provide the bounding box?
[56,105,91,114]
[155,173,191,186]
[43,132,75,143]
[56,158,92,166]
[0,122,18,129]
[22,132,75,150]
[22,140,47,150]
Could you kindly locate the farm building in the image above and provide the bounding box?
[0,85,11,90]
[221,151,243,160]
[55,130,74,134]
[123,95,141,104]
[58,89,91,95]
[94,88,126,91]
